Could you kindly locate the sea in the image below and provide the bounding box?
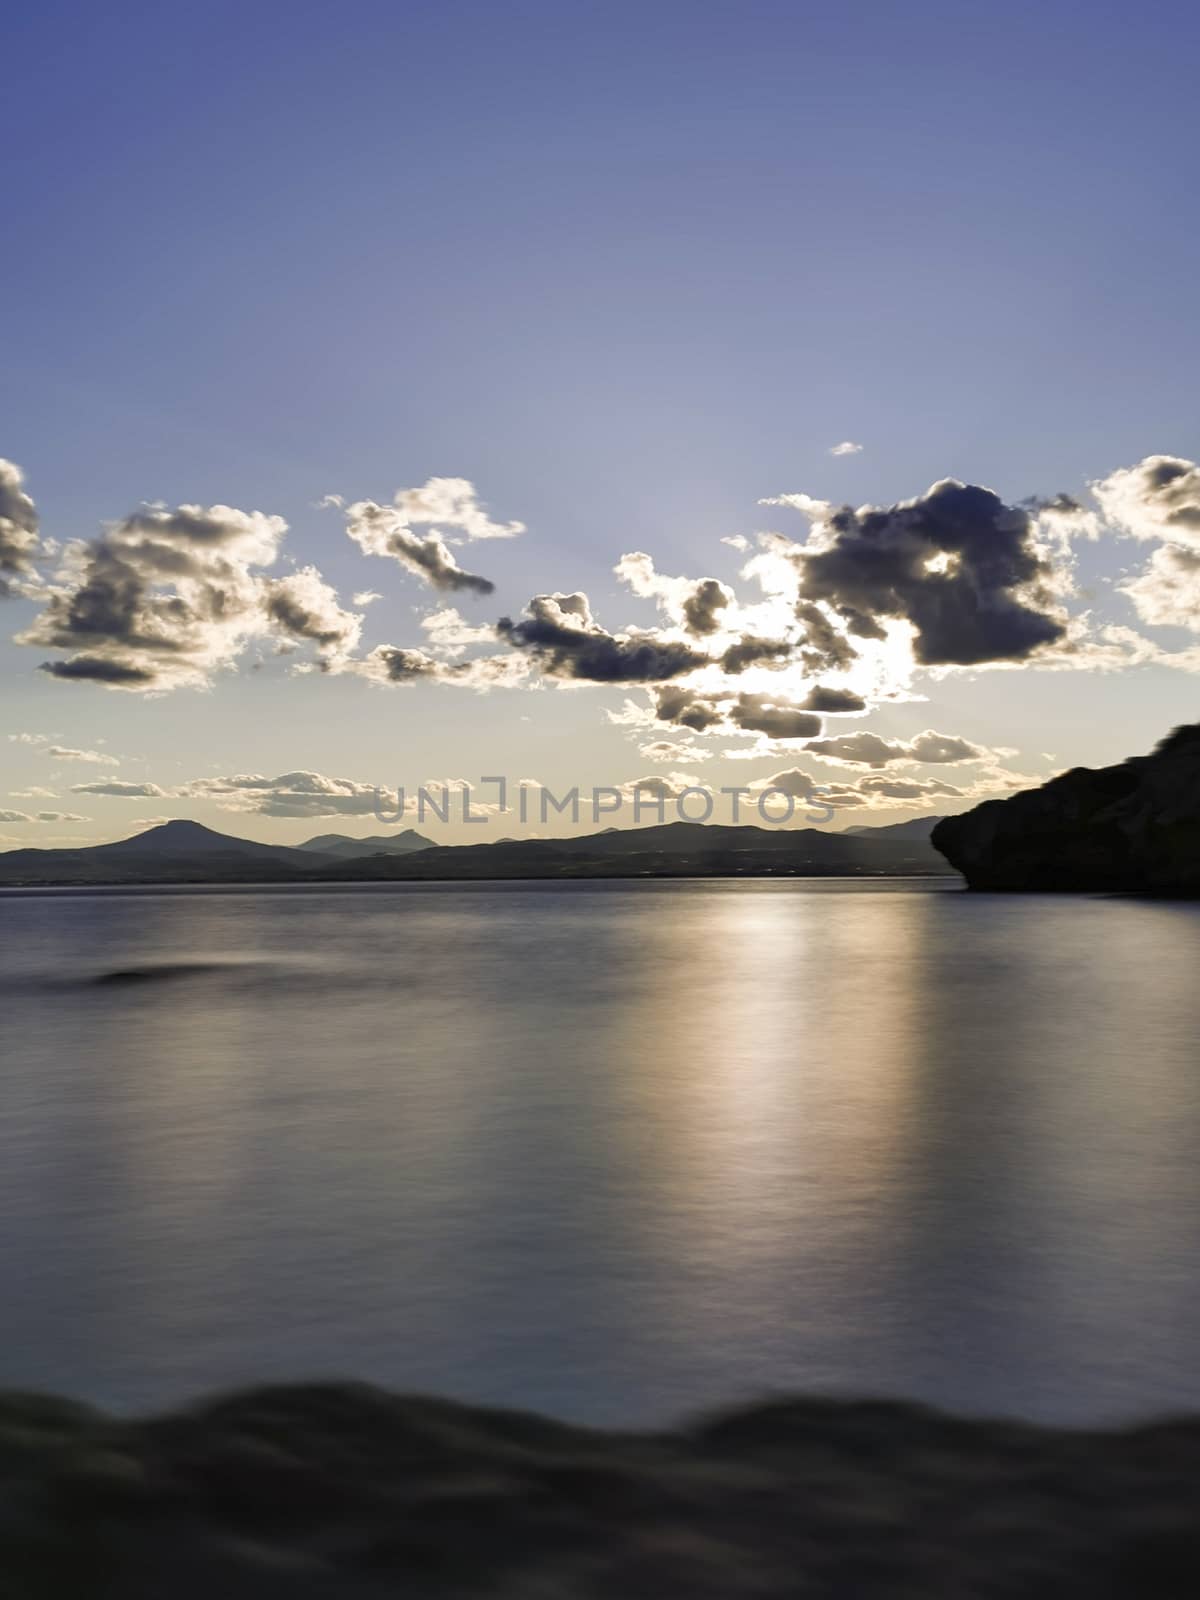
[2,877,1199,1427]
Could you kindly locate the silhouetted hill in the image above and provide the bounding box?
[846,815,945,839]
[317,819,954,880]
[0,820,322,884]
[933,724,1200,891]
[297,829,439,858]
[0,817,956,886]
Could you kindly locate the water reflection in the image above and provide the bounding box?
[1,881,1200,1425]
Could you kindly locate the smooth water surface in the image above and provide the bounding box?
[2,878,1200,1426]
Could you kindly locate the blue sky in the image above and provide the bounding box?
[3,0,1200,843]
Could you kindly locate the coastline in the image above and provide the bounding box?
[5,1382,1199,1596]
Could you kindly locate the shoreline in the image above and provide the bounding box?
[5,1382,1199,1595]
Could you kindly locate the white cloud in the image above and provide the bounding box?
[638,739,711,764]
[70,781,168,798]
[828,441,863,457]
[47,746,120,766]
[1093,456,1200,548]
[420,606,498,655]
[0,458,41,593]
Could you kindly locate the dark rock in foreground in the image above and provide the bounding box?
[933,723,1200,892]
[4,1384,1200,1596]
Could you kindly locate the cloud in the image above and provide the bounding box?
[614,552,734,636]
[727,693,822,740]
[70,781,168,797]
[16,501,331,690]
[616,771,702,804]
[0,810,31,822]
[345,502,495,594]
[47,746,119,765]
[261,567,362,660]
[803,728,983,767]
[782,479,1067,666]
[794,602,861,674]
[652,686,727,731]
[497,593,708,683]
[17,497,369,689]
[750,767,963,812]
[718,636,794,674]
[0,459,41,594]
[350,643,530,688]
[828,441,863,457]
[802,684,867,713]
[1118,543,1200,631]
[182,771,391,819]
[856,775,963,799]
[340,478,523,597]
[648,685,830,743]
[1091,457,1200,633]
[386,477,525,542]
[9,787,58,799]
[35,811,88,822]
[1093,456,1200,548]
[638,739,710,764]
[179,769,496,821]
[352,590,383,606]
[420,606,498,655]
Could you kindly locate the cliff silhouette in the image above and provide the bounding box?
[933,724,1200,891]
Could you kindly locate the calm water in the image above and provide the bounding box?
[2,878,1200,1427]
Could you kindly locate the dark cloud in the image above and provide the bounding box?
[651,686,823,741]
[802,685,867,713]
[719,636,793,674]
[728,694,822,740]
[794,602,860,673]
[653,686,726,731]
[498,593,707,683]
[797,479,1066,665]
[41,656,159,685]
[681,578,733,636]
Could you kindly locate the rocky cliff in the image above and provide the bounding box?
[932,723,1200,892]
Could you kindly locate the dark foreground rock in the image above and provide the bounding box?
[3,1385,1200,1596]
[933,723,1200,891]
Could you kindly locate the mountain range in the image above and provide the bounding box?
[0,816,953,885]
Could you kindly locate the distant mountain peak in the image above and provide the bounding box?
[297,829,439,859]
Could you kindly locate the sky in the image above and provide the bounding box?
[3,0,1200,846]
